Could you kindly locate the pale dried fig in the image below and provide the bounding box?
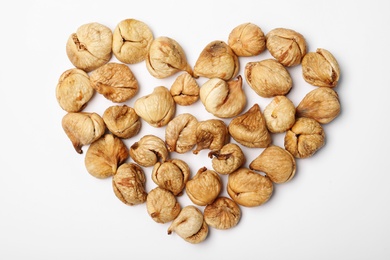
[228,104,271,148]
[89,62,138,103]
[263,96,296,133]
[112,163,147,206]
[228,22,266,57]
[84,134,129,179]
[146,187,181,224]
[302,48,340,88]
[200,76,246,118]
[62,112,105,154]
[102,105,141,139]
[266,28,306,67]
[112,18,154,64]
[66,22,112,72]
[227,168,273,207]
[165,113,198,153]
[146,36,193,79]
[296,87,340,124]
[208,143,245,175]
[170,72,200,106]
[134,86,176,127]
[284,117,325,158]
[129,135,168,167]
[168,205,208,244]
[194,40,239,80]
[152,159,190,196]
[245,59,292,98]
[186,167,222,206]
[204,197,241,230]
[193,119,229,154]
[56,68,94,112]
[250,146,296,183]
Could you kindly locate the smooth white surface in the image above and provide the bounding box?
[1,0,389,259]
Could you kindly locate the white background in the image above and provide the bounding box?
[1,0,389,259]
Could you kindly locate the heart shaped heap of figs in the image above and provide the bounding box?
[56,19,341,244]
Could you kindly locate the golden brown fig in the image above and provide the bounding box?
[112,18,153,64]
[193,119,229,154]
[284,117,325,158]
[62,112,105,154]
[228,104,271,148]
[146,187,181,224]
[200,76,246,118]
[266,28,306,67]
[263,96,296,133]
[112,163,147,206]
[302,48,340,88]
[102,105,141,139]
[250,146,296,183]
[56,68,94,112]
[228,22,266,57]
[89,62,138,103]
[134,86,176,127]
[168,205,208,244]
[152,159,190,196]
[186,167,222,206]
[165,113,198,154]
[227,168,273,207]
[146,36,193,79]
[129,135,168,167]
[204,197,241,229]
[84,134,129,179]
[245,59,292,98]
[194,40,239,80]
[296,87,341,124]
[66,22,112,72]
[170,72,200,106]
[208,143,245,175]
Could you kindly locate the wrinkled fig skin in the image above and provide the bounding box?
[245,59,292,98]
[227,168,273,207]
[62,112,106,154]
[186,167,222,206]
[208,143,245,175]
[146,187,181,224]
[129,135,168,167]
[170,72,200,106]
[266,28,307,67]
[56,68,94,112]
[112,163,147,206]
[84,134,129,179]
[165,113,198,153]
[102,105,141,139]
[66,22,113,72]
[194,41,239,80]
[134,86,176,127]
[200,76,246,118]
[152,159,190,196]
[228,104,271,148]
[284,117,325,158]
[302,48,340,88]
[228,22,266,57]
[183,220,208,244]
[168,205,208,244]
[146,36,193,79]
[296,87,341,124]
[264,96,296,133]
[112,18,154,64]
[250,146,296,184]
[89,62,138,103]
[193,119,230,154]
[204,197,241,230]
